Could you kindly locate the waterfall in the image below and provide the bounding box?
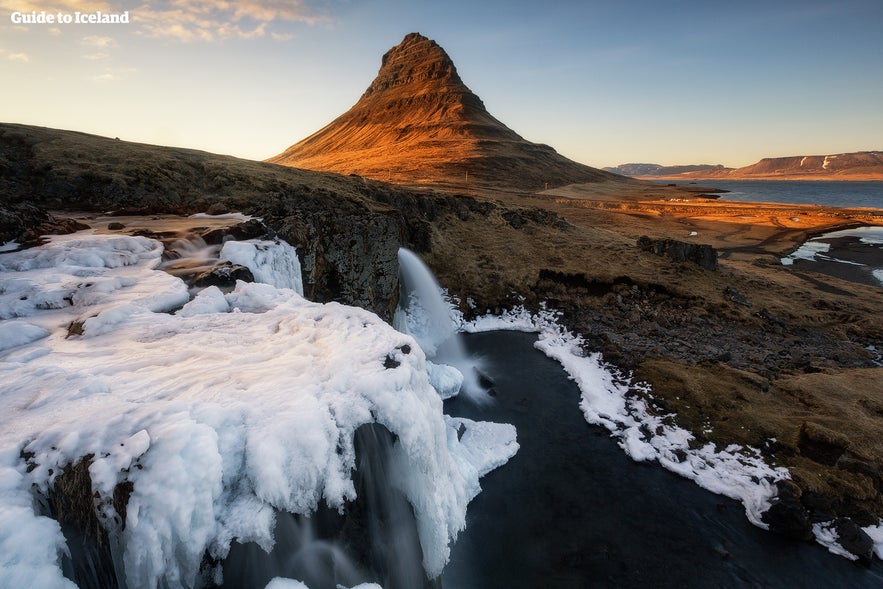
[221,424,431,589]
[393,248,485,401]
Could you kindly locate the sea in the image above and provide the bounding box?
[672,179,883,209]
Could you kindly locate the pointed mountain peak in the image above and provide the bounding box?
[269,34,623,191]
[362,32,464,100]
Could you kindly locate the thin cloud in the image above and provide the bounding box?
[0,0,110,13]
[133,0,328,42]
[48,27,62,36]
[82,35,118,48]
[91,65,135,81]
[7,52,30,62]
[0,0,322,42]
[83,52,110,60]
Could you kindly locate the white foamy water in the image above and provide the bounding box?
[394,248,484,401]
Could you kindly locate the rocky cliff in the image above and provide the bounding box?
[268,33,626,191]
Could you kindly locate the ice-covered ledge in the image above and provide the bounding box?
[0,231,517,588]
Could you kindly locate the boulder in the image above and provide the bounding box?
[193,262,255,289]
[832,517,875,565]
[761,480,813,541]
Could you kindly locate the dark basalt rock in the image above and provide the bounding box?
[831,517,875,565]
[637,235,718,271]
[761,480,814,541]
[199,219,268,245]
[268,207,404,321]
[193,262,255,288]
[0,202,88,246]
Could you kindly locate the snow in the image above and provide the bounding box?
[0,241,20,253]
[800,156,808,167]
[874,269,883,286]
[444,417,519,502]
[263,579,309,589]
[780,240,830,265]
[427,361,464,400]
[0,321,50,352]
[813,522,858,561]
[220,240,304,296]
[463,306,792,530]
[0,232,517,587]
[189,212,255,222]
[864,524,883,560]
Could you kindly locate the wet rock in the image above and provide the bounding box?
[761,481,814,541]
[107,222,126,231]
[200,219,267,245]
[636,236,718,270]
[193,262,254,288]
[383,355,400,369]
[831,517,874,565]
[205,202,229,216]
[271,208,404,321]
[0,202,88,246]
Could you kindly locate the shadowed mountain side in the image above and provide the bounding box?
[268,33,628,191]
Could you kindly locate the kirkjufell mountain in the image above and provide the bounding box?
[268,33,625,191]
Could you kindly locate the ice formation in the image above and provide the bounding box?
[0,231,518,588]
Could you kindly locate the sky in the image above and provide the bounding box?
[1,0,881,169]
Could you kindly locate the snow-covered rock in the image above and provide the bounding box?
[0,232,516,588]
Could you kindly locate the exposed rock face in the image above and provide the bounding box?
[637,236,718,270]
[268,33,625,191]
[0,201,88,246]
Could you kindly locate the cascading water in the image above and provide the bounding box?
[221,424,431,589]
[394,248,485,401]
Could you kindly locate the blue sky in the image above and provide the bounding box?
[1,0,881,168]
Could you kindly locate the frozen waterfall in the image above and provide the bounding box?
[393,248,485,402]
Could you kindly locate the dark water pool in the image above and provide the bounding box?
[442,331,883,588]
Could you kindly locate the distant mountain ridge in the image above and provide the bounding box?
[604,163,727,177]
[268,33,628,191]
[608,151,883,181]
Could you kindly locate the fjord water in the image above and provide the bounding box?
[443,331,883,588]
[691,180,883,208]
